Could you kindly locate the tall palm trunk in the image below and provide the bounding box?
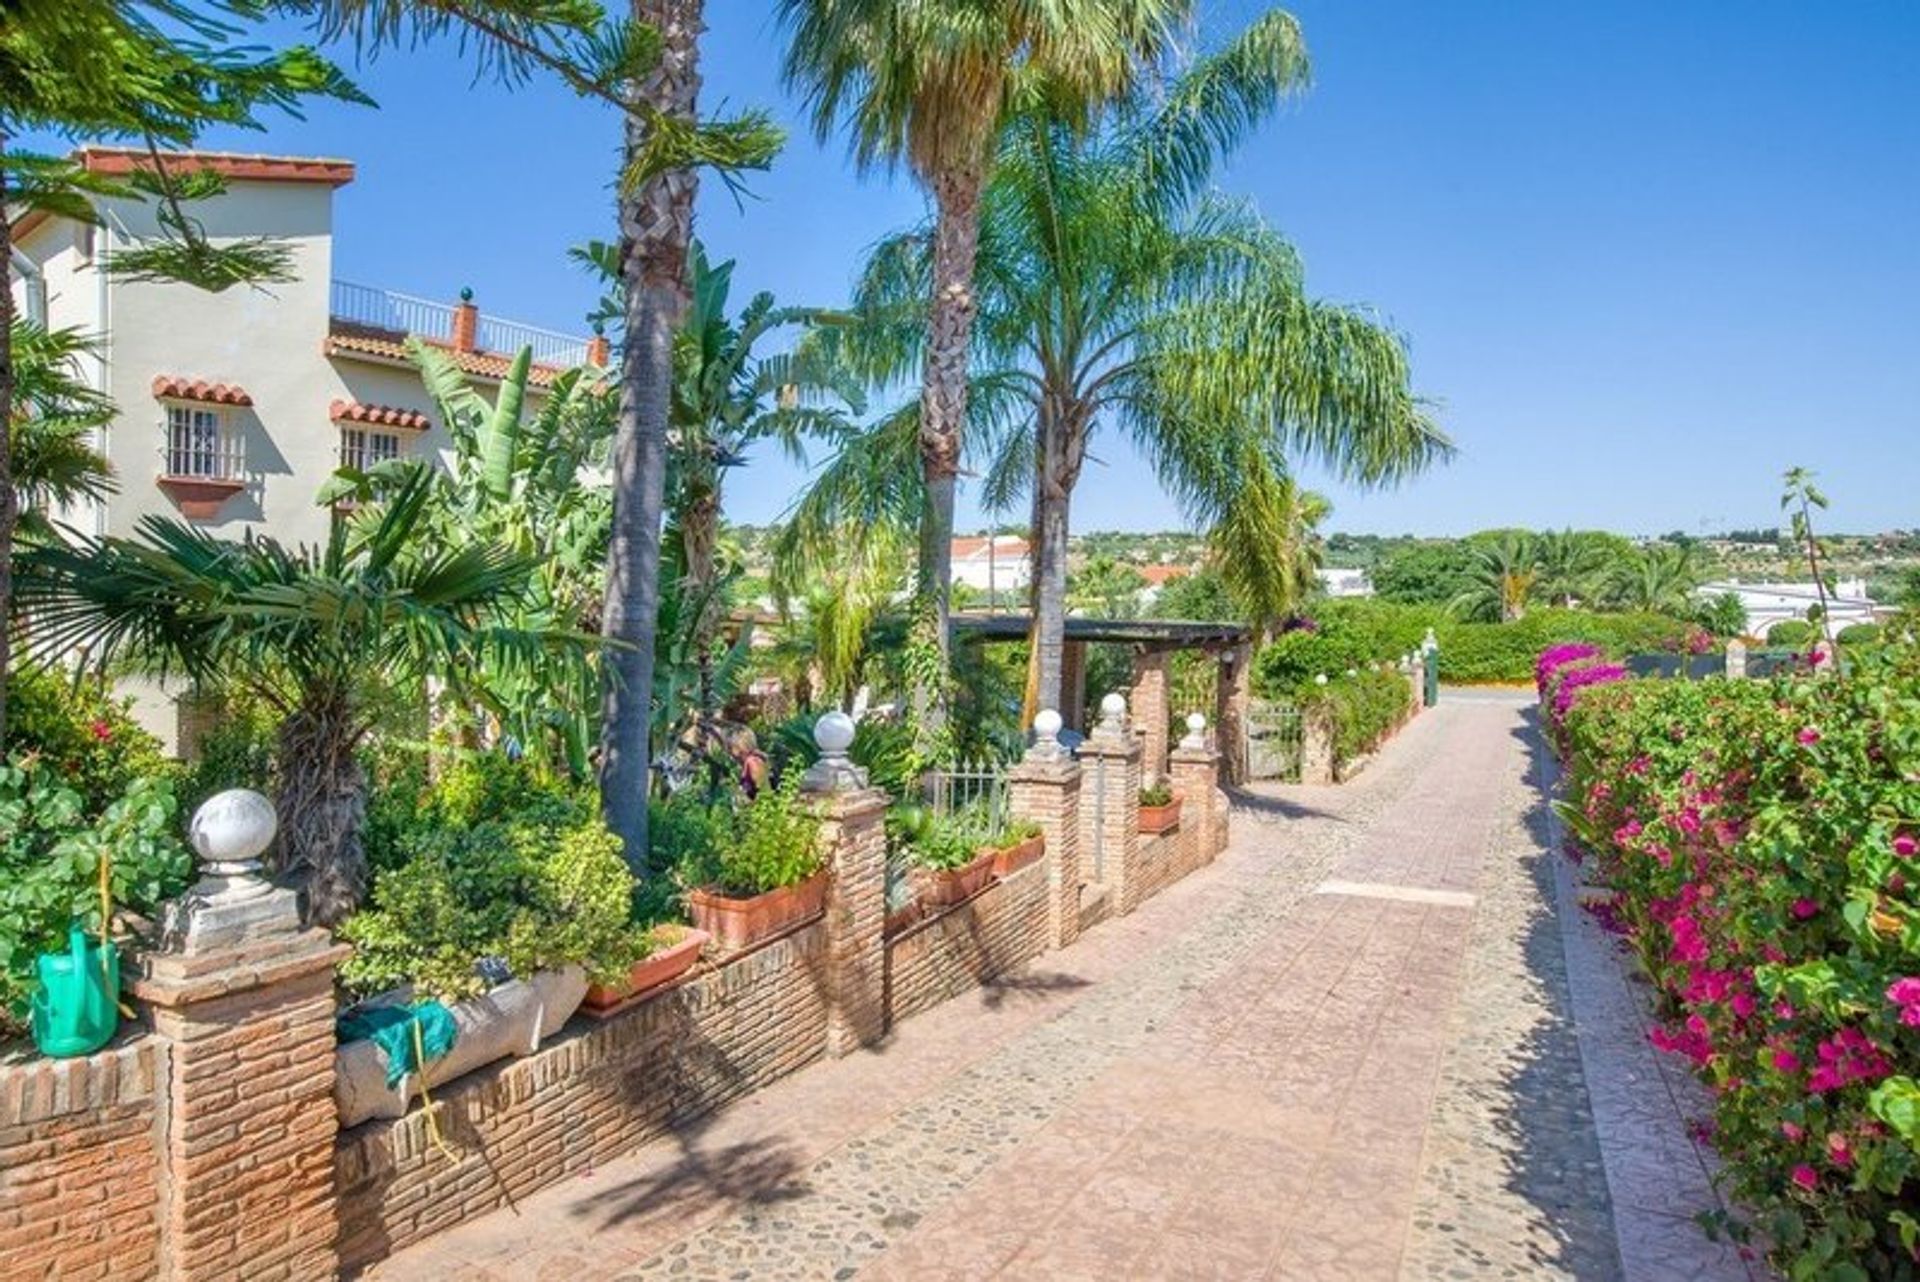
[1023,399,1087,724]
[915,159,987,724]
[602,0,702,871]
[0,132,16,748]
[278,690,368,928]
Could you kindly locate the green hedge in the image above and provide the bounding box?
[1768,619,1816,647]
[1313,668,1412,766]
[1254,600,1699,693]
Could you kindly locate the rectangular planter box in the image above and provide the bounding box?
[986,833,1045,879]
[581,925,710,1015]
[910,849,996,908]
[1138,794,1184,835]
[688,871,827,952]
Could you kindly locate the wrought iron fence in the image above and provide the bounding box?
[886,756,1015,920]
[1247,698,1303,782]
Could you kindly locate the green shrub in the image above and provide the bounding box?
[6,664,172,812]
[669,774,824,897]
[1139,782,1174,808]
[1767,619,1815,647]
[339,805,639,1003]
[0,760,192,1034]
[176,689,279,812]
[886,803,982,871]
[1312,669,1413,766]
[1839,622,1883,647]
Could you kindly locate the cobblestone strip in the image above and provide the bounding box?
[1538,729,1769,1282]
[619,718,1457,1280]
[1400,705,1623,1281]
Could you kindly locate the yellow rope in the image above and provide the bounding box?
[410,1018,460,1165]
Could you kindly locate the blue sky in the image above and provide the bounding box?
[62,1,1920,536]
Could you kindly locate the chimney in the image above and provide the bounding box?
[586,326,610,368]
[451,286,478,353]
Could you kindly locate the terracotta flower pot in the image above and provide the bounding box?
[581,925,710,1013]
[687,871,828,952]
[1137,794,1184,835]
[911,849,996,908]
[986,833,1045,879]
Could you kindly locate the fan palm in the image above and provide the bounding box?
[1606,543,1703,616]
[9,320,114,540]
[791,12,1447,715]
[1451,533,1539,623]
[778,0,1193,711]
[15,465,579,924]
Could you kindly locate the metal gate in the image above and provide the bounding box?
[1246,698,1303,782]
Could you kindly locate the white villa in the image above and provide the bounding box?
[1316,567,1373,598]
[950,535,1031,595]
[1696,578,1882,635]
[10,146,602,745]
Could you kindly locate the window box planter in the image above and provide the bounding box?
[985,832,1045,879]
[581,926,710,1016]
[156,474,244,520]
[686,870,828,952]
[1137,793,1184,835]
[334,964,588,1128]
[910,848,997,909]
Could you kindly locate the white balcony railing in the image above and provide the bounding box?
[330,280,593,366]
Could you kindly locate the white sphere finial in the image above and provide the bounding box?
[1034,708,1063,739]
[190,788,277,868]
[814,710,856,754]
[1179,711,1208,752]
[1315,673,1330,686]
[1028,708,1066,761]
[1100,691,1126,718]
[1187,712,1207,733]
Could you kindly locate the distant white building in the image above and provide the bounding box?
[1696,578,1880,634]
[1316,567,1374,598]
[950,535,1031,594]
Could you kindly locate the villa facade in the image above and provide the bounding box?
[1695,577,1882,633]
[10,147,601,745]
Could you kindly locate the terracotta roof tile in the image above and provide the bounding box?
[329,399,432,432]
[1139,564,1192,586]
[77,146,354,187]
[325,322,567,388]
[151,375,251,407]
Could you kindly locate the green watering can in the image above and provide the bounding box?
[30,927,120,1058]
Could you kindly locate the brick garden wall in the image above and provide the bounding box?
[883,862,1050,1025]
[0,1039,160,1282]
[335,922,828,1272]
[1131,825,1211,906]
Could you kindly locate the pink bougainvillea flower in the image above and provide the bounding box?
[1796,727,1821,745]
[1781,1121,1805,1141]
[1827,1133,1853,1167]
[1791,898,1819,920]
[1895,834,1918,858]
[1773,1049,1802,1074]
[88,719,112,742]
[1791,1164,1819,1190]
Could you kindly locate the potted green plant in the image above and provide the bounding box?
[1137,782,1183,835]
[681,776,827,951]
[580,922,710,1015]
[891,805,996,908]
[981,818,1044,879]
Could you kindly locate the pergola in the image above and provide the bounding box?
[951,615,1254,783]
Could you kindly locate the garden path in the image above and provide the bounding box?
[364,695,1765,1281]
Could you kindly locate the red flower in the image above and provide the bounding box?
[89,719,113,742]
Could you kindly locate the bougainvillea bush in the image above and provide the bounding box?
[1553,641,1920,1280]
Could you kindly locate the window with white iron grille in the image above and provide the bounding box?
[164,404,242,479]
[339,426,403,471]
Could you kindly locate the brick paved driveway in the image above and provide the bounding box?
[366,698,1765,1281]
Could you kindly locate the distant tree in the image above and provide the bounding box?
[1069,556,1148,619]
[1781,466,1837,647]
[1534,529,1611,607]
[1451,533,1539,623]
[1605,543,1703,615]
[1150,565,1236,622]
[1371,541,1480,605]
[1693,592,1749,639]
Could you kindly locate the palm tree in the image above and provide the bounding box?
[1452,533,1539,623]
[791,13,1448,715]
[777,0,1191,716]
[1207,454,1329,640]
[1606,543,1703,616]
[9,321,115,541]
[16,466,574,924]
[1534,528,1609,608]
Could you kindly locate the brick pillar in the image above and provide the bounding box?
[1008,710,1083,950]
[1214,642,1252,785]
[1168,714,1222,866]
[1725,639,1748,679]
[1299,701,1335,785]
[1129,648,1170,786]
[132,790,347,1282]
[1078,694,1144,913]
[586,332,611,367]
[450,288,478,352]
[1060,640,1088,733]
[1405,654,1423,718]
[803,713,891,1055]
